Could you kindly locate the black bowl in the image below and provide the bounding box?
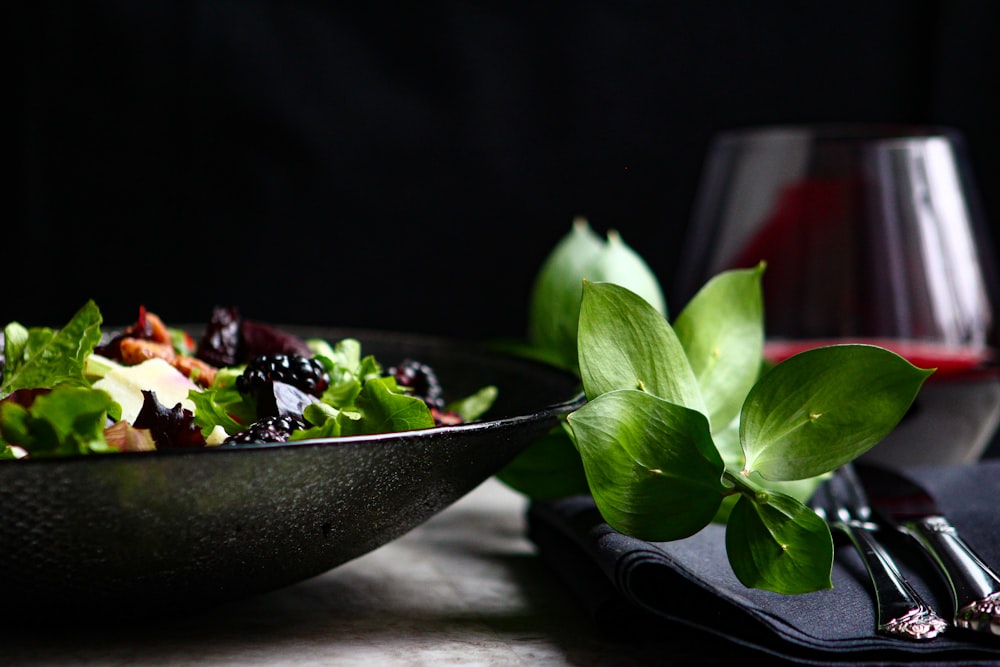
[0,328,583,616]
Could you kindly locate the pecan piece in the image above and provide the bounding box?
[173,355,218,388]
[118,338,177,366]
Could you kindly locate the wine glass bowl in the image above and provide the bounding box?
[676,124,1000,467]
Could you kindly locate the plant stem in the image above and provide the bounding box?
[722,467,771,503]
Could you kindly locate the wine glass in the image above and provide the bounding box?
[674,123,1000,468]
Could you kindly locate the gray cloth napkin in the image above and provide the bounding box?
[527,460,1000,665]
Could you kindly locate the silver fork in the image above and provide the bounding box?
[811,463,948,640]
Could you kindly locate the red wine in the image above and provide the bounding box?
[764,338,994,379]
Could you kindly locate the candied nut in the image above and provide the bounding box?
[144,311,174,345]
[173,355,218,387]
[119,338,177,366]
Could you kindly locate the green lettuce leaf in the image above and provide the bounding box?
[339,376,436,436]
[1,300,103,399]
[447,385,498,422]
[0,385,114,457]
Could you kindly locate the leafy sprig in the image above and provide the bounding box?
[501,220,932,594]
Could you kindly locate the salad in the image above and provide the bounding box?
[0,301,497,459]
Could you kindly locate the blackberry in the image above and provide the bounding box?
[386,359,445,410]
[222,415,307,446]
[236,354,330,397]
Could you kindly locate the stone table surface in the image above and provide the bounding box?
[2,478,751,666]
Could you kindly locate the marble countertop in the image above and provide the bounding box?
[2,477,749,667]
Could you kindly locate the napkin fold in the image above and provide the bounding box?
[527,460,1000,665]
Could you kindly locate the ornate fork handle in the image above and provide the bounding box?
[902,515,1000,635]
[835,517,948,640]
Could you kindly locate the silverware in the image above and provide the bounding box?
[856,463,1000,636]
[811,464,948,640]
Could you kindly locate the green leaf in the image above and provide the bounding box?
[313,337,363,379]
[566,389,725,541]
[446,385,498,422]
[0,386,114,457]
[587,229,667,318]
[322,377,363,410]
[495,426,590,499]
[528,217,605,368]
[725,489,834,594]
[187,386,246,436]
[741,345,933,481]
[674,266,764,433]
[292,402,343,440]
[578,281,705,414]
[314,338,366,408]
[358,355,384,383]
[0,300,103,399]
[340,377,436,436]
[527,218,667,371]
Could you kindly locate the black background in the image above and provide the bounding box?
[15,1,1000,341]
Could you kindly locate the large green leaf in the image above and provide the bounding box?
[528,217,604,369]
[674,266,764,433]
[577,281,705,413]
[528,218,667,371]
[567,389,725,541]
[740,345,932,481]
[725,490,834,594]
